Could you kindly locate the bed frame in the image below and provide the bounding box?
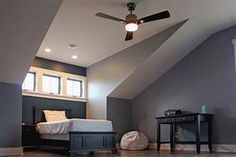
[33,107,117,156]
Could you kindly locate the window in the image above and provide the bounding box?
[22,72,36,91]
[22,67,87,102]
[67,78,82,97]
[42,74,61,94]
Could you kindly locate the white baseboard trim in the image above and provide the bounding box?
[149,143,236,153]
[0,147,23,156]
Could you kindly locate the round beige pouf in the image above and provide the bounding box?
[120,131,148,150]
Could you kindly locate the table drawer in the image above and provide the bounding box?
[175,116,195,122]
[158,117,175,123]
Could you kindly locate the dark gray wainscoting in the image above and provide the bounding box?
[33,57,86,76]
[22,96,86,125]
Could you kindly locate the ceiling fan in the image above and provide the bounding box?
[96,2,170,41]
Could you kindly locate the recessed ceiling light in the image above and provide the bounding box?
[72,55,78,59]
[44,48,52,53]
[68,44,77,49]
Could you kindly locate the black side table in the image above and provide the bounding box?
[156,113,213,154]
[22,124,38,147]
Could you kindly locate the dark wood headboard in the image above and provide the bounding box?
[33,106,72,125]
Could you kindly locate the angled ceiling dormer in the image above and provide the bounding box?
[0,0,62,85]
[87,21,186,119]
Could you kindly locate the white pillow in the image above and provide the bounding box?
[43,110,68,122]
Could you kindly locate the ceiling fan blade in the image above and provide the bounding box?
[125,31,133,41]
[138,11,170,24]
[96,12,125,22]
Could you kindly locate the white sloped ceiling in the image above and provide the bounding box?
[37,0,236,67]
[0,0,62,85]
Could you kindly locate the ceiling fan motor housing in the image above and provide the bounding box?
[126,14,138,23]
[127,2,136,12]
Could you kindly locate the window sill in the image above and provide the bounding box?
[22,91,87,102]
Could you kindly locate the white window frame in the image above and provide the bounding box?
[67,78,83,97]
[42,74,61,95]
[22,66,87,102]
[22,72,36,92]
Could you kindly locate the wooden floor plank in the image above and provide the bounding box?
[20,150,236,157]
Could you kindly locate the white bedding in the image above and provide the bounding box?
[36,118,113,134]
[40,134,69,141]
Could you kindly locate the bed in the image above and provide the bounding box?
[33,107,117,157]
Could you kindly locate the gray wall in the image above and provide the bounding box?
[0,83,22,147]
[107,97,131,141]
[131,25,236,144]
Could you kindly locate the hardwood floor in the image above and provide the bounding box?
[21,150,236,157]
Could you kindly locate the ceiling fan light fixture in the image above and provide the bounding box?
[95,2,170,41]
[125,22,138,32]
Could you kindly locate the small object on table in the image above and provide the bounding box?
[164,109,182,116]
[156,113,213,154]
[201,105,208,113]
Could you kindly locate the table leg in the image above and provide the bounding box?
[157,122,161,151]
[208,117,213,153]
[196,115,201,154]
[174,124,177,142]
[170,124,174,152]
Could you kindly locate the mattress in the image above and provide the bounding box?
[37,118,113,135]
[40,134,69,141]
